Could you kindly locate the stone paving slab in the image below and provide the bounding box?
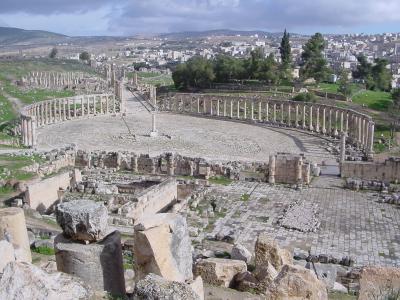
[203,181,400,267]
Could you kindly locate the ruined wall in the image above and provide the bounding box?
[341,158,400,182]
[269,153,311,185]
[120,177,178,221]
[25,172,72,213]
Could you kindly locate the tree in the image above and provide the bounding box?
[172,56,215,90]
[79,51,90,61]
[49,47,58,59]
[370,58,392,91]
[254,54,279,84]
[279,29,291,65]
[300,33,329,82]
[214,55,246,82]
[338,69,353,100]
[353,54,372,80]
[249,48,265,79]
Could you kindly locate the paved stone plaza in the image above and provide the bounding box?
[204,178,400,267]
[36,94,336,164]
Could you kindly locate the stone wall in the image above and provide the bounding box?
[119,177,178,221]
[157,93,374,156]
[25,171,74,212]
[270,153,311,185]
[341,158,400,182]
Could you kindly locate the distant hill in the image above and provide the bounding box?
[0,26,68,46]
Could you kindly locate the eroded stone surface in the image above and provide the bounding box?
[55,200,108,242]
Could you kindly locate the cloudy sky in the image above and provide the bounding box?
[0,0,398,36]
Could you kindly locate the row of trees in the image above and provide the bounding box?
[172,31,331,90]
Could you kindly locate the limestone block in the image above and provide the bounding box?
[0,262,94,300]
[358,266,400,300]
[189,276,204,300]
[264,264,328,300]
[55,200,108,242]
[193,258,247,288]
[134,213,192,282]
[134,273,200,300]
[54,231,125,296]
[0,207,31,263]
[231,243,252,263]
[0,240,15,273]
[255,233,292,272]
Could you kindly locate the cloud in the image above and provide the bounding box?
[0,0,399,35]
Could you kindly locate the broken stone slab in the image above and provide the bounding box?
[231,243,252,263]
[55,199,108,242]
[358,266,400,300]
[264,264,328,300]
[133,273,200,300]
[0,240,15,273]
[0,262,94,300]
[193,258,247,288]
[189,276,204,300]
[255,233,292,272]
[0,207,32,263]
[134,213,192,282]
[54,230,125,296]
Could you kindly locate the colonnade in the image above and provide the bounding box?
[159,94,375,155]
[23,71,85,88]
[20,94,117,147]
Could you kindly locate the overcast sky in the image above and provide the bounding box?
[0,0,399,36]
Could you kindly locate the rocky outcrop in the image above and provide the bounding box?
[55,199,108,242]
[193,258,247,288]
[134,213,193,282]
[0,262,94,300]
[231,243,252,263]
[358,266,400,300]
[255,233,292,272]
[133,273,200,300]
[263,264,328,300]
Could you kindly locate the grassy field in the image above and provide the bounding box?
[352,90,393,111]
[0,93,16,124]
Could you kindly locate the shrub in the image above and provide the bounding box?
[293,92,316,102]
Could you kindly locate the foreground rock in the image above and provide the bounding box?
[54,231,125,296]
[231,243,252,263]
[194,258,247,288]
[358,266,400,300]
[263,264,328,300]
[0,240,15,273]
[134,213,192,282]
[255,233,292,272]
[0,262,94,300]
[133,273,200,300]
[55,200,108,242]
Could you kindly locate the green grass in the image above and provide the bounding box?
[328,292,356,300]
[209,176,233,186]
[138,71,161,78]
[352,90,393,111]
[0,93,16,124]
[0,154,44,183]
[240,193,250,202]
[32,246,55,256]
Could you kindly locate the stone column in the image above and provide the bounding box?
[26,118,32,147]
[265,102,269,122]
[258,101,262,121]
[237,100,240,119]
[287,103,291,126]
[113,95,116,114]
[295,104,299,127]
[68,98,71,119]
[309,105,314,131]
[251,101,254,120]
[230,100,233,118]
[244,101,247,119]
[340,111,344,133]
[210,100,213,116]
[358,117,362,145]
[315,107,320,132]
[40,103,44,126]
[368,121,375,157]
[21,118,26,146]
[328,108,332,135]
[99,96,103,114]
[295,156,303,184]
[45,101,48,124]
[31,116,37,147]
[217,100,220,116]
[280,103,284,124]
[340,132,347,163]
[334,110,339,136]
[0,208,32,263]
[268,155,276,184]
[273,103,277,123]
[302,105,306,129]
[322,108,326,134]
[49,101,53,123]
[197,98,200,113]
[345,113,349,133]
[150,113,158,137]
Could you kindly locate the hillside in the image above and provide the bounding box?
[0,26,67,46]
